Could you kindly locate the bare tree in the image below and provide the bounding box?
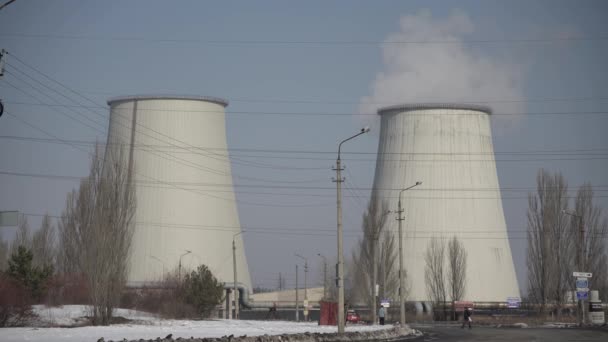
[57,145,135,325]
[526,169,571,314]
[57,190,81,275]
[447,235,467,319]
[378,229,399,301]
[571,183,608,302]
[425,237,447,320]
[0,237,8,270]
[350,199,392,323]
[31,214,56,269]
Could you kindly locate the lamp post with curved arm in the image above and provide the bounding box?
[335,127,370,333]
[397,181,422,325]
[178,250,191,281]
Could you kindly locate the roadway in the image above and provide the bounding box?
[410,325,608,342]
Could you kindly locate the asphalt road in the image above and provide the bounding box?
[411,325,608,342]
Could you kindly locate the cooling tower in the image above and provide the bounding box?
[105,95,251,290]
[370,104,520,302]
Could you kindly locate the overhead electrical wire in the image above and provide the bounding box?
[4,84,608,106]
[4,54,291,174]
[16,213,608,240]
[2,112,325,208]
[2,32,608,45]
[6,100,608,117]
[1,135,607,157]
[3,170,607,197]
[4,58,328,183]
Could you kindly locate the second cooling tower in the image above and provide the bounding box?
[370,104,520,302]
[105,95,251,290]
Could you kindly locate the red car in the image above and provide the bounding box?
[346,309,361,323]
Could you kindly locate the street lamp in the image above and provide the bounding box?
[397,181,422,325]
[317,253,328,299]
[178,250,191,281]
[233,231,245,319]
[562,209,585,325]
[335,126,370,333]
[295,253,308,320]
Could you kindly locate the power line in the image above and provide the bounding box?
[2,32,608,45]
[6,100,608,117]
[4,84,608,106]
[4,61,326,180]
[3,54,338,176]
[3,169,608,194]
[1,135,607,156]
[3,112,324,208]
[3,134,608,163]
[15,213,608,240]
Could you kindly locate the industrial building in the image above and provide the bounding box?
[370,104,520,302]
[105,95,252,291]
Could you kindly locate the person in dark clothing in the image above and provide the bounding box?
[461,307,472,329]
[266,302,278,319]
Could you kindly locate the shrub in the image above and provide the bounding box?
[181,265,224,318]
[45,273,89,306]
[7,246,53,302]
[0,274,35,326]
[120,265,224,319]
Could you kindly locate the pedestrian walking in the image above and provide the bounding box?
[461,307,473,329]
[378,306,386,325]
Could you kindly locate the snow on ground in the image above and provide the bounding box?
[31,305,158,326]
[0,306,393,342]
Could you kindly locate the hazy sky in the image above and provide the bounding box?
[1,0,607,296]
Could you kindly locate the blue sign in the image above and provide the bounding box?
[576,291,589,300]
[576,279,589,289]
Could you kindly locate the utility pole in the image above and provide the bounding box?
[397,182,422,326]
[577,214,585,325]
[334,127,369,333]
[295,264,299,321]
[233,231,244,319]
[397,198,405,325]
[371,229,378,325]
[334,152,345,331]
[0,49,6,118]
[295,253,308,320]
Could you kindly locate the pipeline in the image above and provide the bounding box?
[223,282,295,309]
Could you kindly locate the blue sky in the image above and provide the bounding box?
[1,0,607,295]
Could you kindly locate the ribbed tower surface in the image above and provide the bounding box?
[105,95,251,290]
[371,104,520,302]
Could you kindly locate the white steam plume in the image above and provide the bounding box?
[360,9,524,119]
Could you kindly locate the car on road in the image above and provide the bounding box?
[346,309,361,324]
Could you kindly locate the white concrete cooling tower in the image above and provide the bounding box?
[370,104,520,302]
[105,95,251,290]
